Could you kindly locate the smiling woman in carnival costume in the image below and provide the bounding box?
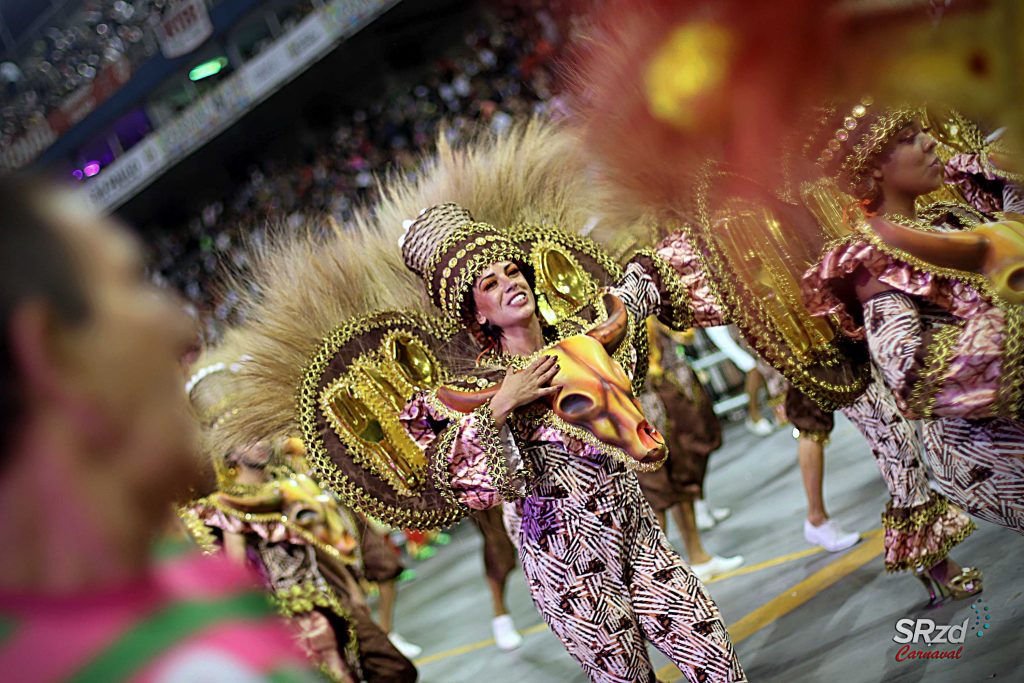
[214,121,746,682]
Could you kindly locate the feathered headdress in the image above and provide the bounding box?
[204,119,605,478]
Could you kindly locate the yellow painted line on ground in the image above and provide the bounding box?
[414,622,548,666]
[415,529,883,669]
[657,528,885,681]
[704,543,829,584]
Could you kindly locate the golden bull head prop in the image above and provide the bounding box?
[437,295,667,466]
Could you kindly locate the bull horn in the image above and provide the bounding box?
[868,217,988,273]
[435,385,500,414]
[587,292,629,354]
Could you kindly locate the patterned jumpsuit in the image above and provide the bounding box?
[400,366,746,683]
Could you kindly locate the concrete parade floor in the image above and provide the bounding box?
[383,414,1023,683]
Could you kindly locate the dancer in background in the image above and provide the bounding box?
[638,320,744,581]
[704,325,774,436]
[802,99,1024,544]
[185,353,418,681]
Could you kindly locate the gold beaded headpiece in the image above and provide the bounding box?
[400,202,527,324]
[803,97,918,195]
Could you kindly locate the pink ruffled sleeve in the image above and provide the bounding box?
[805,238,1022,420]
[399,392,530,511]
[656,233,727,327]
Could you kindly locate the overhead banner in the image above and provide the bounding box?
[158,77,251,159]
[241,11,333,99]
[157,0,214,58]
[82,136,166,209]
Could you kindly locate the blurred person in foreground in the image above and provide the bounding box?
[0,175,324,682]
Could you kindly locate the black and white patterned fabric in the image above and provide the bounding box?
[502,443,746,683]
[610,262,661,322]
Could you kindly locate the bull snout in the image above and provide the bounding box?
[636,420,667,463]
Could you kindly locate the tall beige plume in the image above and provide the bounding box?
[203,118,604,454]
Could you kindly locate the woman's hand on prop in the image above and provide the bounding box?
[491,355,561,427]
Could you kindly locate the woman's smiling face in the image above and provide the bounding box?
[471,260,537,331]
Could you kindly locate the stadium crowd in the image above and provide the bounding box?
[0,0,321,156]
[149,1,575,339]
[1,0,159,145]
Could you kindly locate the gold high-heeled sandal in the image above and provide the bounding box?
[916,565,983,606]
[939,566,983,600]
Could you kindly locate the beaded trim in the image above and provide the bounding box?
[836,217,1024,419]
[272,579,349,620]
[198,495,360,566]
[538,409,668,473]
[907,321,964,419]
[474,402,531,501]
[917,200,986,228]
[808,98,917,192]
[997,304,1024,418]
[691,167,870,410]
[528,240,600,325]
[427,422,467,510]
[178,506,219,554]
[841,106,917,184]
[812,97,915,176]
[794,429,831,445]
[881,494,976,573]
[318,329,444,497]
[815,96,874,167]
[512,222,625,283]
[430,220,625,330]
[440,240,528,323]
[270,579,361,673]
[628,309,651,396]
[853,219,1000,301]
[425,222,504,284]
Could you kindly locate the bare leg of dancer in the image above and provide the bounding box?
[798,437,829,527]
[672,500,712,566]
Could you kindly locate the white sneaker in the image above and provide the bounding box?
[745,417,774,436]
[803,519,860,552]
[491,614,524,651]
[691,554,745,581]
[708,504,731,523]
[694,499,716,531]
[388,632,423,659]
